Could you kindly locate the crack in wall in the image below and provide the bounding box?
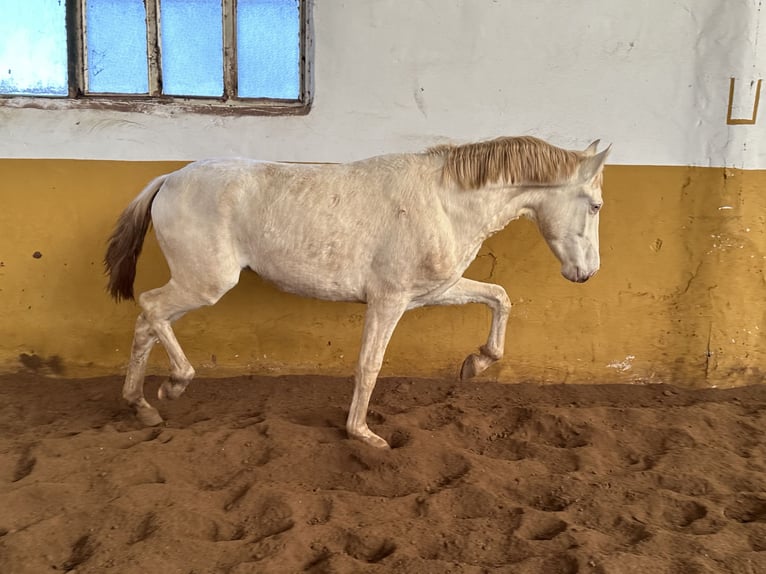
[476,251,498,280]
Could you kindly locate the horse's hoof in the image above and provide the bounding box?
[460,352,495,380]
[460,353,481,380]
[348,429,391,449]
[135,406,163,427]
[158,380,187,401]
[363,435,391,449]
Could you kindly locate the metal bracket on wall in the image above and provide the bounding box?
[727,77,762,125]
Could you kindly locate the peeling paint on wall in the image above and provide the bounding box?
[607,355,636,373]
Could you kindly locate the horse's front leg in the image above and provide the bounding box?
[416,277,511,380]
[346,298,408,448]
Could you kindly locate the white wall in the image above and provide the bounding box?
[1,0,764,167]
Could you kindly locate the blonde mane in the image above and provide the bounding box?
[428,136,583,190]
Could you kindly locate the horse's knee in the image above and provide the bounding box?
[494,288,511,317]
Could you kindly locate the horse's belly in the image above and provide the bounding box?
[247,252,368,303]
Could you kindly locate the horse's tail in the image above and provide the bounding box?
[104,174,168,302]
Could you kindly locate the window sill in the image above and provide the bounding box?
[0,94,311,117]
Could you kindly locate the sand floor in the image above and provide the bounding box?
[1,373,765,573]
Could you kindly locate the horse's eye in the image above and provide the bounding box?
[591,203,602,214]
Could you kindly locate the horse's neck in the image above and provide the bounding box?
[442,183,549,245]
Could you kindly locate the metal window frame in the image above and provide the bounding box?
[3,0,313,116]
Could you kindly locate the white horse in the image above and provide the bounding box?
[105,136,610,448]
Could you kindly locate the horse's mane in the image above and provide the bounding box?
[427,136,583,190]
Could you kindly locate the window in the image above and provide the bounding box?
[0,0,312,114]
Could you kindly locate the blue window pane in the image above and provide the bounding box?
[237,0,300,99]
[161,0,223,97]
[86,0,149,93]
[0,0,67,96]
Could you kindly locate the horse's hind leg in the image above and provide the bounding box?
[122,313,163,426]
[126,275,237,425]
[144,279,236,397]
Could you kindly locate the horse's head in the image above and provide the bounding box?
[530,141,611,283]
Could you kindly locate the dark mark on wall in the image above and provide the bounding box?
[18,353,65,375]
[32,251,42,259]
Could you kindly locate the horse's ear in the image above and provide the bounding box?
[579,144,611,182]
[583,139,600,156]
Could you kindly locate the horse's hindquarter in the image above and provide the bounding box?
[150,161,253,291]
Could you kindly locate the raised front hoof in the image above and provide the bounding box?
[134,405,164,427]
[158,380,188,401]
[460,352,495,381]
[347,428,391,449]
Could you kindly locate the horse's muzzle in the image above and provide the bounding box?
[562,267,598,283]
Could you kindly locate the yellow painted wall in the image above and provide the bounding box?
[1,159,764,387]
